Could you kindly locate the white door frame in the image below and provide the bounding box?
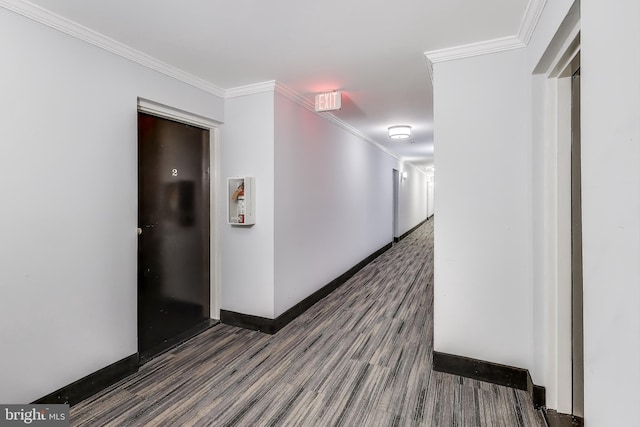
[533,11,581,413]
[137,97,222,320]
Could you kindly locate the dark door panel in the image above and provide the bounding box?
[138,112,210,361]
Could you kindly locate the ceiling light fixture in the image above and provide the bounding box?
[388,125,411,140]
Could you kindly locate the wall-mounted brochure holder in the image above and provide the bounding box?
[227,177,255,225]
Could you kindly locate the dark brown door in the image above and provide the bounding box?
[138,112,210,362]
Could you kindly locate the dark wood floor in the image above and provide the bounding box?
[71,221,545,426]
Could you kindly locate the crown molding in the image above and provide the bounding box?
[272,82,403,162]
[424,0,547,81]
[225,81,315,112]
[518,0,547,45]
[323,113,402,162]
[274,82,316,111]
[225,81,277,98]
[225,80,401,161]
[220,79,405,162]
[0,0,226,98]
[424,56,435,85]
[425,35,524,65]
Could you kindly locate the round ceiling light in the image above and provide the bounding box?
[388,125,411,140]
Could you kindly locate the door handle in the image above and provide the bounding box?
[137,227,142,236]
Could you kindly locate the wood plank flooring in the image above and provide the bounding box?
[71,221,545,426]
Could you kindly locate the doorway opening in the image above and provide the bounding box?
[569,53,584,419]
[427,178,434,219]
[392,169,400,242]
[137,99,220,363]
[532,3,583,416]
[550,45,584,420]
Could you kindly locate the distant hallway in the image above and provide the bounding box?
[71,220,543,426]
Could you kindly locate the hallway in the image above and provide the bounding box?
[70,221,543,426]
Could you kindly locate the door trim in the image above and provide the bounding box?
[138,98,220,129]
[531,1,582,415]
[137,97,222,320]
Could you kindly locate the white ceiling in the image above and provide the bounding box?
[25,0,530,170]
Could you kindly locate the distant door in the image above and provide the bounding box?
[138,112,210,362]
[427,181,434,218]
[393,169,399,241]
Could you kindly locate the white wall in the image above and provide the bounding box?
[433,2,640,423]
[527,1,640,420]
[273,92,427,317]
[431,1,578,408]
[581,0,640,424]
[0,9,224,404]
[220,92,275,318]
[432,49,534,370]
[220,90,428,320]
